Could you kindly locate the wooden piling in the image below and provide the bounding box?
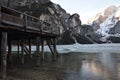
[46,38,58,61]
[21,40,24,64]
[53,38,59,57]
[7,37,12,65]
[0,32,1,72]
[41,37,44,60]
[0,32,7,79]
[46,39,55,58]
[0,7,1,72]
[17,40,20,59]
[29,39,32,62]
[36,37,40,66]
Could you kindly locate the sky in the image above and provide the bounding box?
[52,0,120,24]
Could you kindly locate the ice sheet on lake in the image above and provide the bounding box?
[12,43,120,53]
[56,43,120,53]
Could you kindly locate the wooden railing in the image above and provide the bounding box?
[1,13,24,27]
[0,6,60,35]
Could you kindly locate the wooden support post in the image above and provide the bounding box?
[46,39,54,57]
[36,37,40,66]
[7,37,12,65]
[23,14,27,31]
[17,40,20,59]
[0,7,1,68]
[21,40,24,64]
[0,32,1,72]
[0,6,1,23]
[53,38,59,57]
[29,39,32,62]
[0,32,7,79]
[41,37,44,60]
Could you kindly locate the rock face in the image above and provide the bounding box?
[109,21,120,34]
[0,0,7,6]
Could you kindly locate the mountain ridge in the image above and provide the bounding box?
[89,5,120,42]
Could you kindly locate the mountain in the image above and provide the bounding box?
[89,5,120,43]
[88,5,117,30]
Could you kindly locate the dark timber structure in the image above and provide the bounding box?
[0,6,60,79]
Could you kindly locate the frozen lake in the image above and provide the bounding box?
[7,43,120,80]
[11,43,120,53]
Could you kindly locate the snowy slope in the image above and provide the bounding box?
[96,6,120,41]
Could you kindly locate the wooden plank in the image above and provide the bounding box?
[1,13,24,27]
[2,20,23,27]
[0,32,7,79]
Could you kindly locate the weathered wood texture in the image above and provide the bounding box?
[36,37,40,66]
[0,32,1,72]
[7,37,12,65]
[29,39,32,61]
[17,40,20,59]
[21,40,24,64]
[46,39,55,57]
[0,6,60,36]
[0,32,7,79]
[53,38,59,57]
[46,38,58,60]
[41,37,44,60]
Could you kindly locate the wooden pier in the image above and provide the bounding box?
[0,6,60,79]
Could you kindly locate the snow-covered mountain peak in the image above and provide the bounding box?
[115,7,120,20]
[87,5,117,25]
[96,6,120,36]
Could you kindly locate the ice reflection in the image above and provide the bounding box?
[7,52,120,80]
[99,52,118,80]
[79,53,118,80]
[100,52,116,71]
[80,60,103,80]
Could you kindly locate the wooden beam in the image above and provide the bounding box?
[23,14,27,31]
[46,39,54,57]
[0,32,7,79]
